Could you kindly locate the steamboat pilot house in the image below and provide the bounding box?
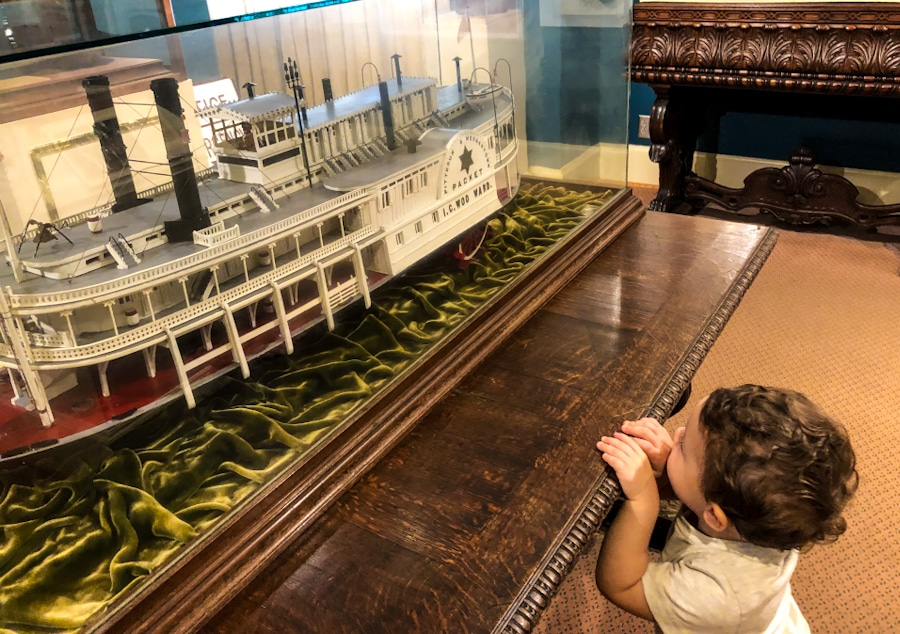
[203,75,441,189]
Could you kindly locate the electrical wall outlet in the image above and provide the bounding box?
[638,114,651,139]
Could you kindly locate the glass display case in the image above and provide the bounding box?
[0,1,637,630]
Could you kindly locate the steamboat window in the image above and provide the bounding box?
[214,120,255,151]
[381,191,392,208]
[395,232,404,246]
[432,211,439,224]
[264,119,282,147]
[415,221,423,234]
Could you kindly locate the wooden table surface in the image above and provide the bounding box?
[202,210,776,633]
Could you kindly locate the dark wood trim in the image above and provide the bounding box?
[633,2,900,95]
[87,189,644,633]
[632,2,900,29]
[632,2,900,228]
[684,148,900,228]
[496,227,779,634]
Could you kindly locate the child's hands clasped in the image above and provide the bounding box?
[596,432,657,502]
[620,417,673,477]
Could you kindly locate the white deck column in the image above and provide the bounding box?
[315,261,335,331]
[142,345,157,378]
[269,282,294,355]
[179,277,191,308]
[142,289,156,321]
[0,289,54,425]
[352,243,371,309]
[165,327,195,409]
[104,301,120,336]
[220,303,250,378]
[210,265,221,295]
[97,361,110,397]
[61,311,76,343]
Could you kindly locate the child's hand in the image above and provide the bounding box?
[621,417,673,477]
[596,432,657,503]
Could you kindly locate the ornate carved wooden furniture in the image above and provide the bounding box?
[195,212,775,634]
[632,2,900,230]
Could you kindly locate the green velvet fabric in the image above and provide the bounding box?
[0,184,611,632]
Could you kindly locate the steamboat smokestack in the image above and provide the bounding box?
[453,57,463,93]
[378,81,396,151]
[150,77,210,242]
[82,75,147,213]
[391,54,403,88]
[322,78,334,102]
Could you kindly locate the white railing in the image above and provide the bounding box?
[30,331,73,348]
[7,188,374,312]
[26,227,375,364]
[329,279,360,309]
[194,222,240,247]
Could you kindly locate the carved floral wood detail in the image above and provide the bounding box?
[632,3,900,94]
[631,2,900,227]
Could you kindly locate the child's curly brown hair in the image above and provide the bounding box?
[699,385,858,551]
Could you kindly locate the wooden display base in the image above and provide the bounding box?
[199,208,775,633]
[89,186,644,633]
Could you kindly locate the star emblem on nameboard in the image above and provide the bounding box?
[459,146,474,173]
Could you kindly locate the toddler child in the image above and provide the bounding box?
[595,384,858,633]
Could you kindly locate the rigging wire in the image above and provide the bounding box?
[66,97,158,280]
[22,103,86,233]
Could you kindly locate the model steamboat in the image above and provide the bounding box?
[0,58,519,459]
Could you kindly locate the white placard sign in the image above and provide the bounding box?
[193,79,239,166]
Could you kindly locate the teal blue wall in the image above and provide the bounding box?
[700,112,900,173]
[629,84,900,173]
[523,0,630,147]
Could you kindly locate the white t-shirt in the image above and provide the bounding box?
[643,513,810,633]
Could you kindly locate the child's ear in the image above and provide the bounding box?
[702,503,731,534]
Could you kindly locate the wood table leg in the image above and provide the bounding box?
[648,86,703,214]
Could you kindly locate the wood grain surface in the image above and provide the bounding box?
[202,211,775,633]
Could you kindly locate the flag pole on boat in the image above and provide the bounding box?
[285,57,314,189]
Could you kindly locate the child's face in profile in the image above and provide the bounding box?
[667,397,710,519]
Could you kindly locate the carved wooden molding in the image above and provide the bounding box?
[685,149,900,228]
[496,227,780,634]
[632,2,900,94]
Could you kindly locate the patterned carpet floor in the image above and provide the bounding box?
[534,208,900,633]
